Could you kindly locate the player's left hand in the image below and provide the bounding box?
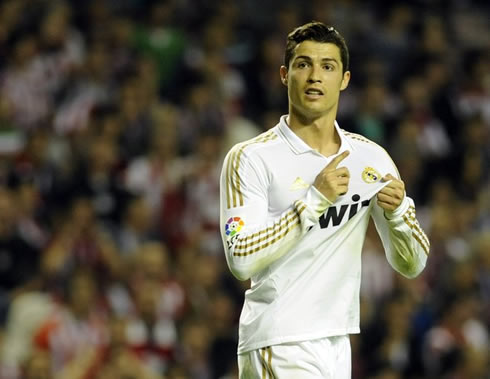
[376,174,405,212]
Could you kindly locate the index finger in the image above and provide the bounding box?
[326,150,350,170]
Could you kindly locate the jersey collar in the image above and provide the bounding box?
[277,115,353,155]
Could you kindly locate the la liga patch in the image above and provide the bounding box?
[225,216,244,237]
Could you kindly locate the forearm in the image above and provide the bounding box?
[373,196,429,278]
[223,186,330,280]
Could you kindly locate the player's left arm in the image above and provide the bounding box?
[371,166,430,278]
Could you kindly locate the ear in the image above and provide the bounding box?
[340,71,351,91]
[280,66,288,87]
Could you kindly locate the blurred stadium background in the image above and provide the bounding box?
[0,0,488,378]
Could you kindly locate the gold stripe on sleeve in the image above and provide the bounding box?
[236,205,303,245]
[261,348,267,379]
[403,215,430,254]
[343,130,401,178]
[226,131,277,209]
[403,215,430,256]
[267,347,276,379]
[235,209,299,249]
[233,218,300,256]
[225,150,233,209]
[233,203,307,256]
[234,213,298,253]
[405,207,430,248]
[412,231,430,256]
[234,131,277,207]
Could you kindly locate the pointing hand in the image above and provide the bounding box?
[313,150,350,203]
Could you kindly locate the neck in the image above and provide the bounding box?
[287,109,341,156]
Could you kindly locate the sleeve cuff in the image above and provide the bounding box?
[384,194,410,220]
[303,185,332,218]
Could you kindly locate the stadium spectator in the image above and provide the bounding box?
[0,1,488,377]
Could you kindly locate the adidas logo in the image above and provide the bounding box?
[290,177,310,191]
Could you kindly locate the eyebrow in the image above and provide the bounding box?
[294,56,339,65]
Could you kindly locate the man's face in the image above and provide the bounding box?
[281,41,350,121]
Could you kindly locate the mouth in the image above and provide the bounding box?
[304,88,324,98]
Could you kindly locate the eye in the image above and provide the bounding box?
[297,61,309,69]
[323,64,334,71]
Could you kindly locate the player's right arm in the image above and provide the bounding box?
[220,145,349,281]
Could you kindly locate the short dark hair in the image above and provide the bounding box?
[284,21,350,73]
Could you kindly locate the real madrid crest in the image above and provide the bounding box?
[362,167,381,183]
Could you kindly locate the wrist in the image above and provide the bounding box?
[305,185,332,218]
[384,195,409,220]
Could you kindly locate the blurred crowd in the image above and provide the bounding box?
[0,0,488,378]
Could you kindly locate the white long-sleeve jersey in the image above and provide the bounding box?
[219,116,429,354]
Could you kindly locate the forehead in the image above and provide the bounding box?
[292,40,341,62]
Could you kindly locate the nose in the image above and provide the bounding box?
[307,65,322,83]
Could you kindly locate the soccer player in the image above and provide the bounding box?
[219,21,429,378]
